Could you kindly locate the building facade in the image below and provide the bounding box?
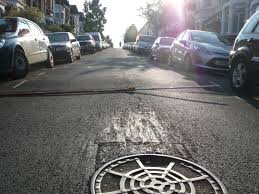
[0,0,7,17]
[3,0,26,9]
[70,5,80,35]
[190,0,259,35]
[54,0,69,25]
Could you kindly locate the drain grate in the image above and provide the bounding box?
[91,154,228,194]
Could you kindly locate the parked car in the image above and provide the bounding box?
[135,35,156,55]
[168,30,232,72]
[150,37,175,61]
[230,11,259,93]
[0,17,54,78]
[76,34,96,54]
[46,32,81,63]
[87,32,102,51]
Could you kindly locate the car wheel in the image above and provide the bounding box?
[46,48,54,68]
[12,50,29,79]
[231,59,249,94]
[184,55,192,72]
[69,49,74,63]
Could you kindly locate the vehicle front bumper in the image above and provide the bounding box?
[192,52,230,72]
[0,47,13,74]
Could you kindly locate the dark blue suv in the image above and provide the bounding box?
[230,12,259,93]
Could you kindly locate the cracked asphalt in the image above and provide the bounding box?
[0,48,258,193]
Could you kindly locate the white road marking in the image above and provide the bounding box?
[101,111,166,143]
[13,80,28,88]
[37,72,46,76]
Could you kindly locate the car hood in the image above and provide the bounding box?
[50,42,70,47]
[196,42,231,54]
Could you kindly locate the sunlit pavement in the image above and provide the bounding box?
[0,48,258,193]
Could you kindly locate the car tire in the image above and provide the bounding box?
[230,58,250,94]
[184,55,192,72]
[12,49,29,79]
[46,48,54,68]
[68,49,74,63]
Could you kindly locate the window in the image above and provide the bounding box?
[28,21,41,35]
[242,12,259,34]
[182,32,190,42]
[253,23,259,33]
[176,32,184,41]
[68,33,75,40]
[19,20,30,31]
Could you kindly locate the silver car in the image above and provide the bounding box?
[0,17,54,78]
[168,30,232,72]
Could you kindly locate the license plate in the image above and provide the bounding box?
[215,61,228,66]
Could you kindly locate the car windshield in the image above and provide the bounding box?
[92,35,100,41]
[191,31,231,45]
[0,18,17,34]
[160,38,174,46]
[76,35,91,41]
[139,36,156,43]
[47,33,69,43]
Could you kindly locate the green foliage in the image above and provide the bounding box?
[124,24,138,43]
[7,6,44,25]
[46,24,63,32]
[62,24,74,33]
[105,35,113,48]
[138,0,162,36]
[84,0,107,32]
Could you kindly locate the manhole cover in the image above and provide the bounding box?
[91,154,228,194]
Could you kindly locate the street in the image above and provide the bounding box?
[0,48,258,193]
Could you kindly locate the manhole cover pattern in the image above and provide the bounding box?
[91,154,228,194]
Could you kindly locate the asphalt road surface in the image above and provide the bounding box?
[0,48,258,193]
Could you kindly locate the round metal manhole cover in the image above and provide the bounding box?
[91,154,228,194]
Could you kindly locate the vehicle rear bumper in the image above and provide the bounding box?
[0,47,13,74]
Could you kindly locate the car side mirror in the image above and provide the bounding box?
[71,39,77,43]
[18,29,30,37]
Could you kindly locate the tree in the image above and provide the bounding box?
[124,24,138,43]
[84,0,107,32]
[7,6,44,25]
[138,0,162,36]
[105,35,113,48]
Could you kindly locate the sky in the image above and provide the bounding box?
[69,0,184,47]
[69,0,150,47]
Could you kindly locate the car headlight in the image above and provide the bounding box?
[0,39,5,48]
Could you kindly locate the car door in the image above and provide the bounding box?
[27,21,41,63]
[178,31,191,64]
[248,21,259,58]
[173,32,185,63]
[17,19,33,63]
[34,23,48,61]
